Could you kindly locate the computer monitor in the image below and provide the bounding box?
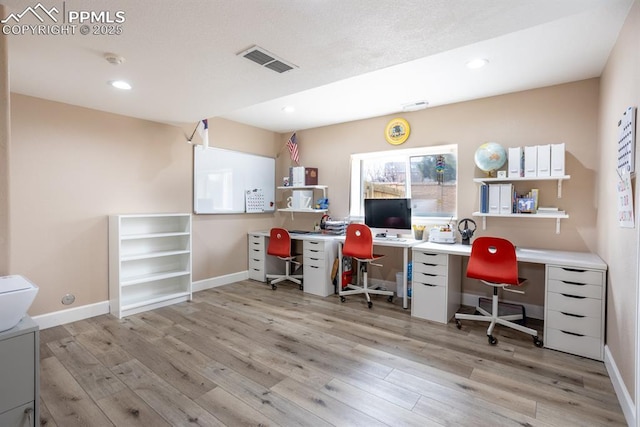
[364,198,412,238]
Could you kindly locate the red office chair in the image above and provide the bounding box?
[339,224,394,308]
[266,228,303,290]
[454,236,543,347]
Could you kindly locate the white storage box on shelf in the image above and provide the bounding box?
[0,275,39,332]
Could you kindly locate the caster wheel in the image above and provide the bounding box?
[340,296,346,303]
[455,320,462,329]
[299,284,303,291]
[367,301,373,309]
[488,335,498,345]
[387,296,393,303]
[533,337,543,347]
[271,284,277,290]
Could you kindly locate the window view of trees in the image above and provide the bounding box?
[356,149,457,219]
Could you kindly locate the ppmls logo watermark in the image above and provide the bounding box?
[1,2,126,36]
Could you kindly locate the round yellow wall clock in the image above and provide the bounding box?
[385,118,410,145]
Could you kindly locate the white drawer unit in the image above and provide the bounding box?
[247,233,299,284]
[411,249,461,324]
[544,265,606,360]
[303,239,337,297]
[248,233,267,281]
[0,317,39,427]
[109,214,192,319]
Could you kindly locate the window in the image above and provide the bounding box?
[350,144,457,223]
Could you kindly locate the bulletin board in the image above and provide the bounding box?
[193,146,275,214]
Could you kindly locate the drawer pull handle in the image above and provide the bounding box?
[310,258,319,261]
[421,263,437,267]
[421,283,437,287]
[561,293,586,299]
[560,330,585,337]
[310,266,319,269]
[560,311,585,318]
[419,273,436,277]
[561,280,586,286]
[253,258,260,262]
[561,267,586,273]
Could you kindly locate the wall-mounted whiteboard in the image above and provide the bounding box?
[193,146,275,214]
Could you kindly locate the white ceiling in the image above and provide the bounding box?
[2,0,634,133]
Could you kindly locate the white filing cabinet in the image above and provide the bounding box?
[303,239,337,297]
[248,233,267,281]
[247,232,289,283]
[411,249,461,324]
[0,317,39,427]
[544,265,606,361]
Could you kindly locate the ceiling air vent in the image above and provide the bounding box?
[238,45,297,74]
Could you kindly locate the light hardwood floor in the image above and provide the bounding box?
[38,280,626,426]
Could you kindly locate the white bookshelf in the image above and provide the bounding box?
[109,213,192,318]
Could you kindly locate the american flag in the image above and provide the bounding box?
[287,132,299,164]
[197,119,209,150]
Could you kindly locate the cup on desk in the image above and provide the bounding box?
[413,225,425,240]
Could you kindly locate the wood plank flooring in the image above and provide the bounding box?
[38,280,626,426]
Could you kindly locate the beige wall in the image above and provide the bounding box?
[598,0,639,405]
[0,5,10,275]
[10,95,279,315]
[278,79,601,302]
[190,118,280,281]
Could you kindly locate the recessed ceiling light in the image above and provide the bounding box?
[109,80,132,90]
[466,58,489,69]
[282,106,295,113]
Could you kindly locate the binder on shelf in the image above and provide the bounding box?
[289,166,306,187]
[479,184,489,213]
[524,146,537,177]
[551,143,565,176]
[537,144,551,177]
[508,147,524,177]
[488,184,500,214]
[499,183,513,214]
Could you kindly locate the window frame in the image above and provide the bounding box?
[349,144,458,226]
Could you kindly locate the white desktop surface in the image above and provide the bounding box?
[414,241,606,270]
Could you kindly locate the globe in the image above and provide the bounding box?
[474,142,507,175]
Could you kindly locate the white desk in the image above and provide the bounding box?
[248,232,608,359]
[412,241,607,360]
[248,231,339,297]
[334,236,422,309]
[414,241,607,270]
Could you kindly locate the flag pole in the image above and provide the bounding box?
[187,122,199,143]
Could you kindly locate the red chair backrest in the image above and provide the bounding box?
[267,228,292,258]
[342,224,375,260]
[466,236,519,286]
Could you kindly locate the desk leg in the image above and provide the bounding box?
[402,247,408,309]
[337,242,343,295]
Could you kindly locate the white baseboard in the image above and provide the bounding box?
[32,301,110,330]
[31,271,249,330]
[192,271,248,292]
[604,344,636,427]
